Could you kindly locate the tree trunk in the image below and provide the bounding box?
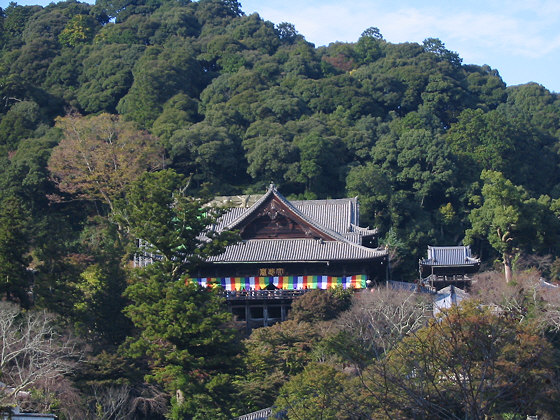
[176,389,185,405]
[503,253,513,283]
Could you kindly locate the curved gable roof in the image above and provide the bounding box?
[208,185,388,263]
[225,184,346,242]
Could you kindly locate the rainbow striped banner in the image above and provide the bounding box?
[187,274,367,290]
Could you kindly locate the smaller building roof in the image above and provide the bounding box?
[421,246,479,267]
[434,285,469,315]
[2,406,56,420]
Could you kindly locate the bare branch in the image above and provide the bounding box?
[0,302,82,406]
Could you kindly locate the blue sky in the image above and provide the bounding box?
[4,0,560,92]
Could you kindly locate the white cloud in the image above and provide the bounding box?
[250,1,560,59]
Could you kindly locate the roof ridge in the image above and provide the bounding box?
[267,189,350,242]
[225,186,369,246]
[225,184,277,230]
[291,198,355,204]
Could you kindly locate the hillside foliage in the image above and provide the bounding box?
[2,0,560,417]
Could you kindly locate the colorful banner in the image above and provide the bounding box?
[186,274,367,290]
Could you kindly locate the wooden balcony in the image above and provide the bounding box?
[220,289,312,301]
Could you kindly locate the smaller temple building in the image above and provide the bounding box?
[419,245,480,291]
[187,184,389,329]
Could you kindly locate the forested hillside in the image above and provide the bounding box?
[2,0,560,418]
[3,0,560,275]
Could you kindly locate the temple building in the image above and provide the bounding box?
[189,184,389,291]
[187,184,389,329]
[419,245,480,291]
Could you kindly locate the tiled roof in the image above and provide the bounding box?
[350,224,378,236]
[214,207,246,231]
[208,185,387,263]
[207,238,387,263]
[220,186,349,242]
[434,285,469,314]
[421,246,479,266]
[223,186,278,230]
[211,194,360,234]
[291,197,357,234]
[213,188,376,244]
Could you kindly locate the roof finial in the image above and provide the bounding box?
[269,182,276,191]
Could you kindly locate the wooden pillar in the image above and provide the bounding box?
[245,304,250,334]
[263,304,269,327]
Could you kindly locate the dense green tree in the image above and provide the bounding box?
[149,4,201,44]
[337,115,380,162]
[446,108,557,194]
[464,64,506,110]
[355,26,384,64]
[253,86,308,123]
[71,217,131,346]
[421,74,468,126]
[243,132,298,185]
[273,363,353,420]
[289,131,345,196]
[0,194,32,306]
[115,169,237,276]
[2,3,41,47]
[293,74,380,118]
[226,13,279,55]
[44,46,87,106]
[422,37,461,67]
[281,39,322,79]
[125,269,241,419]
[120,168,241,418]
[352,44,432,116]
[194,0,242,31]
[10,39,58,85]
[77,44,145,114]
[151,93,200,142]
[275,21,300,44]
[394,129,456,207]
[243,120,299,184]
[20,8,68,44]
[346,162,391,228]
[117,41,203,128]
[363,115,462,274]
[238,320,322,411]
[465,171,560,282]
[93,15,155,45]
[0,131,59,225]
[499,82,560,138]
[168,123,241,191]
[0,100,43,149]
[199,68,268,115]
[94,0,167,23]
